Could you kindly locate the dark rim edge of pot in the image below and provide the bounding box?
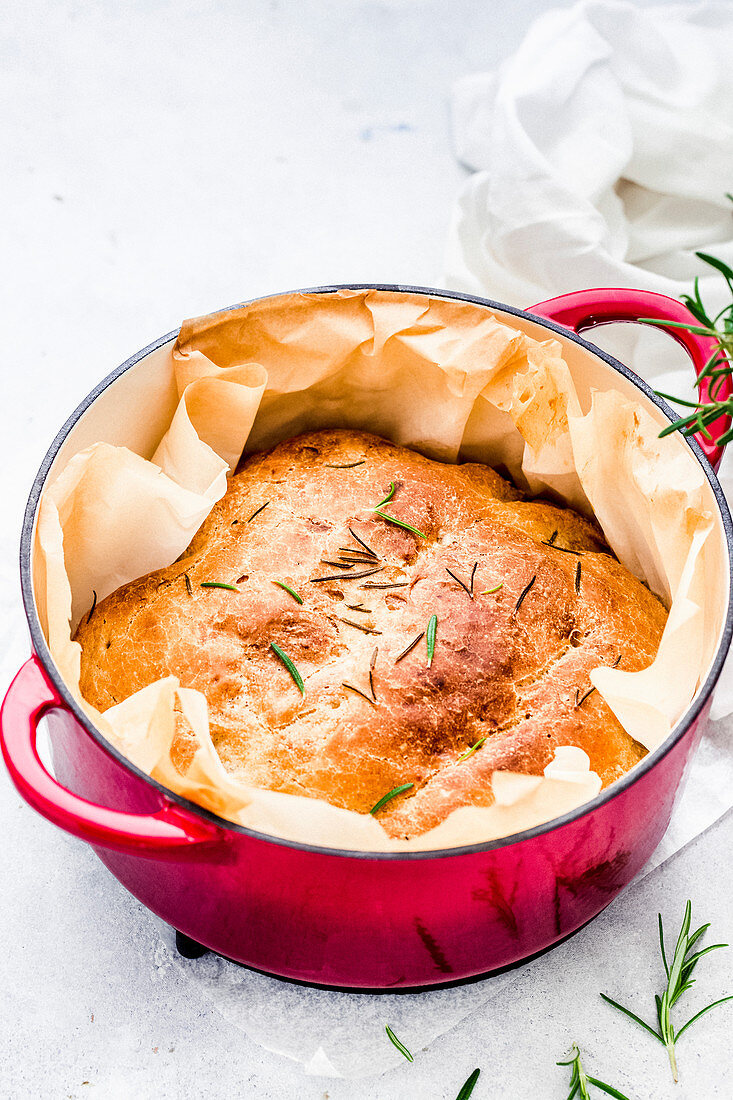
[19,283,733,861]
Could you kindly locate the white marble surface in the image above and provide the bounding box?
[2,1,731,1097]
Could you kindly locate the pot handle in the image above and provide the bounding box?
[529,288,730,471]
[1,657,223,860]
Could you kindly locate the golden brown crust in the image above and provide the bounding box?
[75,430,665,838]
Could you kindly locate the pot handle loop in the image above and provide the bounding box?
[529,288,730,471]
[1,657,222,859]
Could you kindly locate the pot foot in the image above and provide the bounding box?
[174,930,210,959]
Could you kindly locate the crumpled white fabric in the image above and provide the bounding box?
[445,0,733,406]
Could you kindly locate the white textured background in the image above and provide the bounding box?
[2,2,731,1098]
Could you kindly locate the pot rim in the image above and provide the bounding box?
[20,282,733,861]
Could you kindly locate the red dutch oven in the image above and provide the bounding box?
[2,285,732,990]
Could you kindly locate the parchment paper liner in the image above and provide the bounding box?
[34,289,720,850]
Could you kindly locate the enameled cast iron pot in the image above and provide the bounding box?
[3,285,733,990]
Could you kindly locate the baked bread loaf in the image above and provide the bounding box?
[75,429,666,839]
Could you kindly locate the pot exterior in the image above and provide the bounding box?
[45,678,707,988]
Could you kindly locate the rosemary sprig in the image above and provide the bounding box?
[557,1044,630,1100]
[455,1068,481,1100]
[600,900,733,1082]
[272,580,303,604]
[394,631,424,662]
[342,681,377,706]
[426,613,438,667]
[646,242,733,446]
[456,737,486,763]
[385,1025,413,1063]
[247,501,269,523]
[270,642,305,695]
[200,581,238,592]
[445,567,474,599]
[369,782,414,815]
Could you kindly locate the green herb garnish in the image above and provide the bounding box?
[426,613,437,667]
[373,510,427,539]
[272,580,303,604]
[456,737,486,763]
[374,481,397,508]
[455,1068,481,1099]
[369,783,414,815]
[348,527,378,557]
[557,1044,629,1099]
[247,501,269,523]
[338,618,382,635]
[342,682,377,706]
[513,575,536,614]
[270,642,305,695]
[394,631,424,663]
[385,1025,413,1062]
[575,686,596,708]
[312,566,383,582]
[200,581,238,592]
[645,240,733,446]
[601,900,733,1082]
[480,582,503,594]
[446,567,474,599]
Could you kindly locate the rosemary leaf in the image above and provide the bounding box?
[348,527,378,557]
[480,582,503,594]
[445,568,474,599]
[513,575,536,614]
[270,642,305,695]
[361,581,410,590]
[394,631,424,662]
[184,573,193,597]
[384,1025,413,1063]
[426,613,437,667]
[542,541,581,556]
[374,481,397,508]
[320,560,355,570]
[346,603,371,613]
[575,561,582,594]
[575,686,597,708]
[369,645,378,700]
[325,460,366,468]
[369,782,414,815]
[272,580,303,604]
[456,737,487,764]
[557,1045,630,1100]
[338,618,382,635]
[342,681,377,706]
[247,501,269,523]
[86,589,97,624]
[373,509,427,539]
[470,562,478,594]
[200,581,238,592]
[311,567,383,582]
[455,1068,481,1100]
